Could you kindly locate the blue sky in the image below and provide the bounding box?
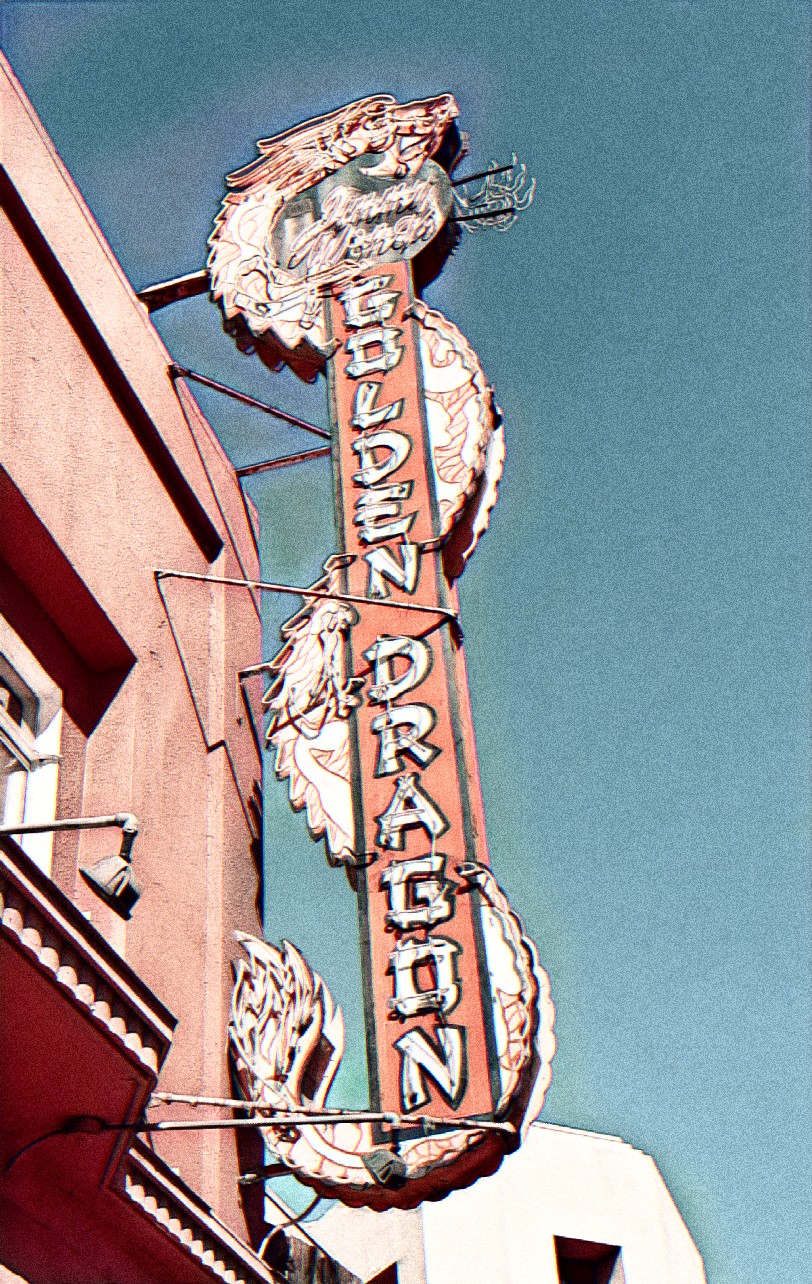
[4,2,811,1279]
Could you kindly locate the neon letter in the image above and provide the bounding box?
[352,431,412,487]
[354,483,415,544]
[338,275,400,329]
[351,381,404,432]
[371,704,439,776]
[376,773,448,850]
[387,937,460,1016]
[394,1027,466,1111]
[345,327,404,378]
[363,544,420,598]
[380,853,454,930]
[364,636,431,702]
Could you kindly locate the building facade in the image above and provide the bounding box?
[300,1122,707,1284]
[1,52,316,1283]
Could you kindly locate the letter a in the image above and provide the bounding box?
[376,773,448,850]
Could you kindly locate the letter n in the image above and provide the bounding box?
[394,1026,467,1112]
[364,543,419,598]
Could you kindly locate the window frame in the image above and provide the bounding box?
[0,615,63,871]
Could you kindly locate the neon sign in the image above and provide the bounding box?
[213,94,555,1210]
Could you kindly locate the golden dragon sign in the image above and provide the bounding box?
[210,94,553,1210]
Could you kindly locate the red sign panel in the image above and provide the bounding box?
[327,259,497,1125]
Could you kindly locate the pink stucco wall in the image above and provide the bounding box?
[1,55,264,1236]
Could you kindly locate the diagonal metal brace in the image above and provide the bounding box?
[154,569,461,635]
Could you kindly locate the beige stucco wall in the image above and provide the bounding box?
[306,1123,707,1284]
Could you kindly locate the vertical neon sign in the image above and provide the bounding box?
[214,95,555,1209]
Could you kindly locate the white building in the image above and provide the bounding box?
[295,1122,707,1284]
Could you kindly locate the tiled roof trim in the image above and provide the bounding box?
[121,1147,276,1284]
[0,840,174,1074]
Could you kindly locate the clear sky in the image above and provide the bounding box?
[3,2,810,1280]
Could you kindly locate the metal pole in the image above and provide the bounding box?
[138,1114,514,1134]
[153,1091,339,1111]
[170,365,331,440]
[236,446,331,477]
[121,1113,400,1131]
[450,163,515,187]
[155,569,460,630]
[146,1097,517,1135]
[0,813,137,838]
[449,205,518,224]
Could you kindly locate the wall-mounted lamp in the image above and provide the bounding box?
[0,813,141,920]
[361,1149,407,1188]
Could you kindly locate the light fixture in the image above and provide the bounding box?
[79,814,140,920]
[361,1149,407,1187]
[79,854,141,920]
[0,812,141,921]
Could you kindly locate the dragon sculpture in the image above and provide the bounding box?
[208,94,460,369]
[262,559,361,864]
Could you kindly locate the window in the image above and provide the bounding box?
[555,1237,626,1284]
[0,616,62,873]
[367,1267,398,1284]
